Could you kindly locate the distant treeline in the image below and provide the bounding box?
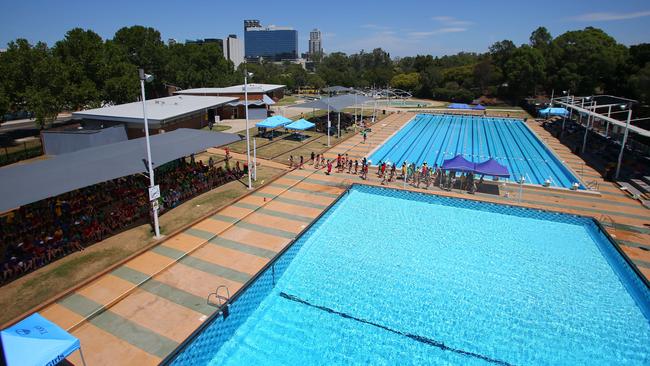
[0,25,648,128]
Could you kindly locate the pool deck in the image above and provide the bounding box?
[30,112,650,365]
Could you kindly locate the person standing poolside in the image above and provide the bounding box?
[401,162,407,180]
[362,131,367,143]
[354,160,359,175]
[289,155,294,168]
[311,151,315,164]
[299,156,304,169]
[348,160,353,174]
[326,160,332,175]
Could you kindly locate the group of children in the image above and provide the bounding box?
[374,161,481,193]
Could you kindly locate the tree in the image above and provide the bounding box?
[489,40,516,72]
[548,27,627,94]
[54,28,105,110]
[112,26,166,97]
[101,41,139,104]
[27,43,67,128]
[390,73,420,92]
[530,27,552,50]
[473,58,501,93]
[628,63,650,104]
[306,73,325,89]
[503,45,546,99]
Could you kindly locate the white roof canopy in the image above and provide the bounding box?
[72,95,237,126]
[175,84,285,95]
[555,99,650,138]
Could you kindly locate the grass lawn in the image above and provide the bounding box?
[0,161,285,326]
[275,96,300,106]
[200,124,232,132]
[226,111,390,164]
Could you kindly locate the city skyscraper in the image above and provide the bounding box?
[309,29,322,60]
[224,34,244,69]
[244,20,298,61]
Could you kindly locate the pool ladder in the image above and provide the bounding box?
[207,285,231,318]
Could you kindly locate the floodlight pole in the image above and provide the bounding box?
[139,69,160,239]
[582,101,596,154]
[337,112,341,138]
[253,138,257,181]
[354,92,358,126]
[326,90,331,147]
[244,72,253,189]
[615,107,633,180]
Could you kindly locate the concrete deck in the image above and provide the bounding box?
[34,113,649,365]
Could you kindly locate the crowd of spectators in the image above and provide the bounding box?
[0,155,244,284]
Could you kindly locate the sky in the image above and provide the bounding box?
[1,0,649,57]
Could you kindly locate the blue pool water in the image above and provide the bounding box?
[169,186,650,365]
[369,114,583,189]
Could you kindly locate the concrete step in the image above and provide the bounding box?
[630,179,650,195]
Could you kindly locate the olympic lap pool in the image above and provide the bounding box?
[369,114,583,189]
[168,185,650,365]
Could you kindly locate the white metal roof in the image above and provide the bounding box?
[555,100,650,138]
[175,83,285,95]
[72,95,237,126]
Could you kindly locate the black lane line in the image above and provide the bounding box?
[279,292,514,366]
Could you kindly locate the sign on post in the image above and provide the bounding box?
[148,185,160,202]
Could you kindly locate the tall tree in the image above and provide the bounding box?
[503,45,546,98]
[54,28,105,109]
[529,27,552,50]
[113,26,166,97]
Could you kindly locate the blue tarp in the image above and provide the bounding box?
[448,103,471,109]
[1,313,81,366]
[285,119,315,131]
[538,107,569,117]
[255,115,292,129]
[472,104,486,110]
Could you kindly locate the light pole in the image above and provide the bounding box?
[615,104,633,180]
[582,100,596,154]
[139,69,160,239]
[326,89,331,147]
[244,71,253,189]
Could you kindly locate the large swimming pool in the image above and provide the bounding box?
[369,114,582,189]
[167,185,650,365]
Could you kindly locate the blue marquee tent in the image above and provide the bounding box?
[448,103,471,109]
[255,115,292,129]
[1,313,86,366]
[442,155,475,172]
[472,104,486,110]
[538,107,569,117]
[285,119,316,131]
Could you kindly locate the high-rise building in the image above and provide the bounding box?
[244,20,298,61]
[224,34,244,69]
[308,29,322,60]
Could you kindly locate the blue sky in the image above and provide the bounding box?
[1,0,649,57]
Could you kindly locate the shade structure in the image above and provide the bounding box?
[285,119,315,131]
[298,94,374,113]
[0,129,240,213]
[441,155,475,172]
[538,107,569,117]
[255,115,292,128]
[474,158,510,177]
[1,313,83,366]
[472,104,486,110]
[448,103,471,109]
